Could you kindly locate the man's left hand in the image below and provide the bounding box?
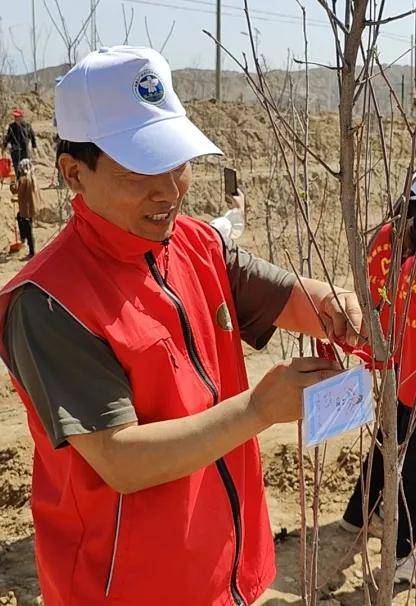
[319,289,363,348]
[276,278,364,346]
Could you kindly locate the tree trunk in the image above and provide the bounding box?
[338,2,399,602]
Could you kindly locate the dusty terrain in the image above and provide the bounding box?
[0,96,415,605]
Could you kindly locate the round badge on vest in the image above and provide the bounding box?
[133,69,166,106]
[216,302,233,331]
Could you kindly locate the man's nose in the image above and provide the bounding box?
[151,172,180,203]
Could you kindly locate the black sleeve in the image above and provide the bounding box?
[223,238,296,350]
[4,284,137,449]
[3,125,11,148]
[28,125,36,149]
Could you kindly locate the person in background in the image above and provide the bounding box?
[2,109,37,177]
[211,187,245,242]
[341,179,416,586]
[10,159,38,258]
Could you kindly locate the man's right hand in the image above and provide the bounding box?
[251,356,341,426]
[226,187,245,214]
[67,356,341,494]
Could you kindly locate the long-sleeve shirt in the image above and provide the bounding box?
[3,121,37,154]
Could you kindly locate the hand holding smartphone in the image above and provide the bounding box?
[224,167,238,197]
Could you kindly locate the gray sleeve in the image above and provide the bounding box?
[224,239,296,350]
[4,284,137,449]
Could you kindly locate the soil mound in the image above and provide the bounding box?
[0,444,31,509]
[263,444,362,499]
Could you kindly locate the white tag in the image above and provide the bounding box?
[302,365,374,448]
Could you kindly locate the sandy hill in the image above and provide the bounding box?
[4,62,415,115]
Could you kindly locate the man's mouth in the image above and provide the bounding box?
[145,209,175,224]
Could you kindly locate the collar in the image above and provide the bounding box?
[72,193,168,264]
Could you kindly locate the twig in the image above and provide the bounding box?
[357,45,416,86]
[159,20,176,54]
[293,58,340,71]
[375,56,414,137]
[122,4,135,45]
[144,16,154,49]
[366,8,416,26]
[316,0,349,34]
[202,30,340,180]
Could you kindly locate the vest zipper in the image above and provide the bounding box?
[145,250,245,606]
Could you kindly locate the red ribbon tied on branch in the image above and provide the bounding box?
[316,339,394,371]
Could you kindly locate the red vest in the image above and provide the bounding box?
[0,195,275,606]
[368,224,416,407]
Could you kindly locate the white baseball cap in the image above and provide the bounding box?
[55,46,223,175]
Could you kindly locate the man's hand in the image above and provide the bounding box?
[320,289,362,347]
[276,277,363,347]
[226,188,245,214]
[251,356,341,427]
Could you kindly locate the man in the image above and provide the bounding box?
[2,108,37,177]
[0,47,362,606]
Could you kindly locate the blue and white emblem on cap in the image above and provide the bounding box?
[133,69,166,106]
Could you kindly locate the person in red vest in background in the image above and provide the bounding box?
[341,181,416,585]
[2,109,37,177]
[0,47,363,606]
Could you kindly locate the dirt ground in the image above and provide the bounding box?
[0,97,415,605]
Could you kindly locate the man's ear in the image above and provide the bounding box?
[58,154,85,193]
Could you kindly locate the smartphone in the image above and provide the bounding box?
[224,167,238,196]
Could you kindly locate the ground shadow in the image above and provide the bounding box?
[0,534,39,606]
[268,518,377,604]
[0,252,15,265]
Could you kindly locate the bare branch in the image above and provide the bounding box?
[316,0,349,34]
[293,58,340,71]
[42,0,69,48]
[8,26,30,77]
[357,44,416,86]
[375,56,414,137]
[53,0,71,44]
[72,0,101,50]
[122,4,135,45]
[366,8,416,26]
[159,20,176,54]
[202,29,340,178]
[42,0,100,66]
[144,16,154,49]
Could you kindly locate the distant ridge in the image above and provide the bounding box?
[3,62,415,114]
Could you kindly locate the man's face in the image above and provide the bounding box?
[14,116,23,123]
[61,152,192,241]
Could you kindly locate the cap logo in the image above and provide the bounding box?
[133,69,166,106]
